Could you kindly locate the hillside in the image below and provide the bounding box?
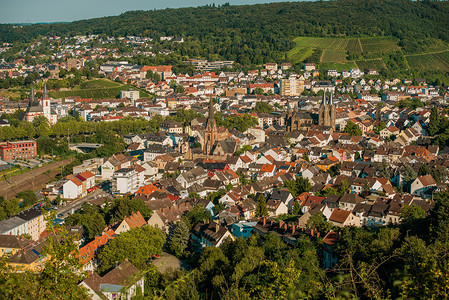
[1,0,449,67]
[288,36,449,72]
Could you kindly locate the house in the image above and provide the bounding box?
[231,221,258,239]
[14,206,47,241]
[101,154,132,180]
[266,199,288,217]
[339,193,365,211]
[269,189,294,211]
[114,212,147,235]
[328,209,361,227]
[411,174,437,197]
[176,167,208,189]
[80,259,144,300]
[112,167,145,194]
[0,235,32,257]
[6,237,48,272]
[78,229,116,272]
[190,221,234,252]
[62,171,96,198]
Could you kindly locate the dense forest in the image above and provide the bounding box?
[1,0,449,65]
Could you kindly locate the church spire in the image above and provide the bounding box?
[208,98,214,119]
[43,82,48,99]
[29,85,35,103]
[321,89,327,106]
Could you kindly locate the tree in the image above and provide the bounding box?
[403,165,418,183]
[338,179,351,195]
[252,101,273,114]
[183,205,211,229]
[418,164,430,176]
[344,121,362,136]
[17,190,38,208]
[252,87,264,95]
[307,212,329,231]
[374,122,387,134]
[99,226,166,272]
[213,202,226,215]
[168,219,190,257]
[292,201,301,215]
[38,210,88,299]
[284,177,311,198]
[65,203,106,240]
[303,153,310,162]
[428,106,440,136]
[175,85,185,93]
[378,160,390,178]
[108,196,152,223]
[255,194,268,217]
[400,203,425,222]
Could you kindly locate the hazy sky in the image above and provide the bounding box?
[0,0,309,24]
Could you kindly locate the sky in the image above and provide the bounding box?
[0,0,310,24]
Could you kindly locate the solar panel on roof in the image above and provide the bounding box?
[32,249,40,256]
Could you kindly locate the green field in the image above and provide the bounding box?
[289,36,402,68]
[359,37,400,53]
[78,79,122,89]
[355,59,387,70]
[321,50,349,63]
[406,52,449,72]
[287,47,315,64]
[49,82,150,99]
[293,37,362,52]
[289,35,449,72]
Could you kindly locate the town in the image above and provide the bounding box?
[1,13,449,299]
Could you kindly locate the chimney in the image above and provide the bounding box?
[215,223,220,232]
[292,225,296,234]
[262,217,266,226]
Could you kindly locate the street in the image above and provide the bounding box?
[56,188,111,219]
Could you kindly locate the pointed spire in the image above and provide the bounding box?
[43,82,48,99]
[29,85,35,103]
[208,98,214,119]
[321,88,327,106]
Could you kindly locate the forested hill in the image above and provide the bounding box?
[1,0,449,63]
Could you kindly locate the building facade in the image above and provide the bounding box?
[0,140,37,160]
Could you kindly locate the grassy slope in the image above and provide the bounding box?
[290,36,449,71]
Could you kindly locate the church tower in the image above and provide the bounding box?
[318,89,336,129]
[42,82,51,119]
[203,99,218,155]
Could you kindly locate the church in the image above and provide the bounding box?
[317,90,336,128]
[285,90,336,132]
[24,83,57,125]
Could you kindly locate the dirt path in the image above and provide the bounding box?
[0,158,75,199]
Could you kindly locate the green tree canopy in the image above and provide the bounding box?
[99,226,166,272]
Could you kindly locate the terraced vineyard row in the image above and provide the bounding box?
[355,59,387,70]
[406,52,449,72]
